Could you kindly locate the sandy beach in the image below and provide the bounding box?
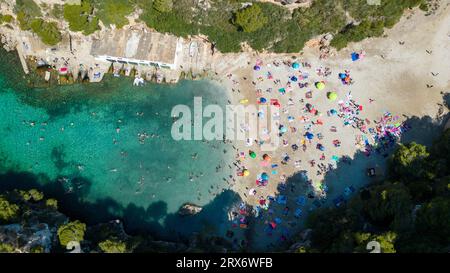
[215,4,450,250]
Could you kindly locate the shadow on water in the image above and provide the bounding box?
[246,109,449,251]
[0,169,242,242]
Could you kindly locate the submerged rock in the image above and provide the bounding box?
[178,203,202,216]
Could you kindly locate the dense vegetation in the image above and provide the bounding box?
[303,129,450,253]
[14,0,62,45]
[57,220,87,247]
[30,19,62,46]
[136,0,427,53]
[233,4,268,33]
[15,0,42,30]
[63,0,99,35]
[0,14,13,24]
[98,239,128,253]
[94,0,134,29]
[8,0,427,51]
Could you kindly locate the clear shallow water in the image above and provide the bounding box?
[0,50,238,237]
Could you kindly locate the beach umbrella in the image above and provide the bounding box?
[261,172,269,181]
[259,97,267,104]
[243,169,250,177]
[351,52,360,61]
[339,73,346,79]
[306,132,314,140]
[315,81,325,90]
[290,76,298,82]
[327,91,338,101]
[330,109,338,115]
[269,221,277,229]
[292,62,300,69]
[270,99,281,108]
[263,154,271,162]
[249,151,257,158]
[280,126,287,133]
[254,65,261,71]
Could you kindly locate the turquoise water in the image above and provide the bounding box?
[0,50,237,237]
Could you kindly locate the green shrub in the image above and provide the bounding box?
[45,198,58,209]
[63,0,99,35]
[153,0,173,13]
[294,0,346,36]
[15,0,42,30]
[20,189,44,202]
[0,243,15,253]
[30,245,44,253]
[95,0,133,28]
[354,232,397,253]
[51,4,64,19]
[0,14,14,24]
[330,19,387,50]
[30,19,62,46]
[98,239,127,253]
[57,220,86,247]
[233,4,268,33]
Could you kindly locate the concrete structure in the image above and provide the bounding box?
[90,29,182,70]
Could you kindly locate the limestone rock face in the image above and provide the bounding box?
[0,223,53,253]
[178,203,203,216]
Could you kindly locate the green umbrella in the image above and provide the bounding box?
[249,151,257,158]
[327,91,338,101]
[315,82,325,90]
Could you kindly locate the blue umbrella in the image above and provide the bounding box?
[280,126,287,133]
[330,109,338,115]
[292,62,300,69]
[259,97,267,103]
[254,65,261,71]
[261,172,269,181]
[306,132,314,140]
[290,76,298,82]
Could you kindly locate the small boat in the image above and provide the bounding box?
[133,77,145,86]
[156,73,163,83]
